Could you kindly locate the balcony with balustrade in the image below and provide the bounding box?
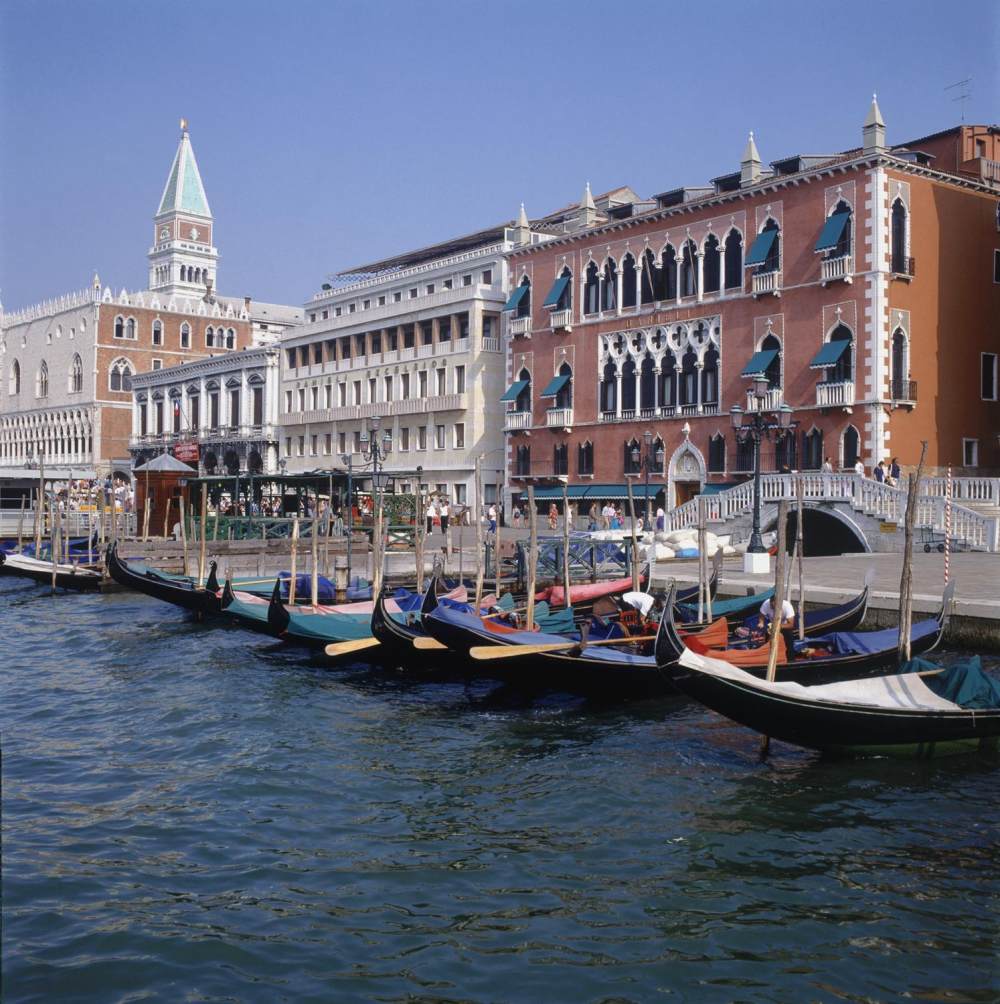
[549,309,572,331]
[890,379,917,408]
[504,410,532,432]
[509,316,531,338]
[546,407,573,429]
[816,380,855,408]
[821,254,853,285]
[745,387,784,412]
[752,270,781,297]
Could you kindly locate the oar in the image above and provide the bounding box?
[469,635,657,661]
[324,637,381,658]
[413,636,448,650]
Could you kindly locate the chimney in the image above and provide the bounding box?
[578,182,598,229]
[513,202,531,245]
[741,132,762,187]
[243,295,252,313]
[863,94,886,154]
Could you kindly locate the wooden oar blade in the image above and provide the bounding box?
[469,642,574,660]
[324,637,381,658]
[413,636,448,650]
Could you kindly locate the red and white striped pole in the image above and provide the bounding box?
[944,465,952,584]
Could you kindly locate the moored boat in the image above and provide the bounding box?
[0,550,102,591]
[105,543,221,614]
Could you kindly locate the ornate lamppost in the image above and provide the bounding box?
[730,379,793,572]
[630,429,665,525]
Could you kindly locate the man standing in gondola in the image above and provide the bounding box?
[758,596,796,653]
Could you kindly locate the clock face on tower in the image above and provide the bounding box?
[160,226,170,240]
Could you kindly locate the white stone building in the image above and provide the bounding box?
[277,208,580,503]
[129,345,281,475]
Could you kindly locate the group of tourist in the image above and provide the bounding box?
[819,456,902,486]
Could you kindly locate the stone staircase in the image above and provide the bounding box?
[667,473,1000,553]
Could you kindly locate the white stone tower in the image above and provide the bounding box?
[147,119,219,297]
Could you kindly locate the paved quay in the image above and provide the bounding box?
[651,551,1000,648]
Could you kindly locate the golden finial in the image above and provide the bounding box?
[180,117,188,133]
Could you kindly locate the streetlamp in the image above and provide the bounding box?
[731,381,793,570]
[630,430,665,525]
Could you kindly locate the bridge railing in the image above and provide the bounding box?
[919,476,1000,505]
[664,474,999,551]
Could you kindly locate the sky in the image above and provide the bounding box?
[1,0,997,312]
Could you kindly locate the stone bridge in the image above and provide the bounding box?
[667,473,1000,554]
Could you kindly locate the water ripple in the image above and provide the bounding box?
[2,578,998,1002]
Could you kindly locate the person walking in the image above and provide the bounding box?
[488,503,497,534]
[888,457,901,487]
[854,457,865,477]
[439,499,450,535]
[512,504,522,528]
[588,502,598,532]
[548,503,558,531]
[655,507,666,532]
[425,498,436,536]
[874,460,885,483]
[821,456,833,473]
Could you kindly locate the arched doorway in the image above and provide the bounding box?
[771,506,868,556]
[667,433,706,508]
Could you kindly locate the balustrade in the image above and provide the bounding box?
[504,410,532,431]
[752,270,781,296]
[816,380,855,408]
[546,407,573,428]
[549,309,572,330]
[821,254,853,284]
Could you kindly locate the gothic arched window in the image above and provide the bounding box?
[69,354,83,393]
[225,328,235,350]
[724,229,743,289]
[515,276,531,319]
[584,261,600,315]
[601,360,617,413]
[702,347,719,405]
[515,368,531,413]
[578,441,594,475]
[206,326,215,348]
[555,362,573,409]
[125,317,136,340]
[843,425,860,468]
[891,199,908,273]
[180,323,191,349]
[827,324,853,384]
[703,235,721,293]
[708,434,726,473]
[621,254,637,308]
[825,199,852,259]
[680,240,698,297]
[762,332,781,389]
[114,315,125,339]
[9,359,19,395]
[109,358,133,393]
[621,358,637,412]
[640,354,656,411]
[602,259,617,312]
[661,244,677,300]
[759,218,780,274]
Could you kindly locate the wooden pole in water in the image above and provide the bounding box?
[796,475,806,641]
[898,441,928,664]
[474,456,484,611]
[697,496,707,623]
[765,500,790,684]
[50,496,59,593]
[36,457,45,555]
[179,497,189,576]
[142,498,151,542]
[289,514,299,604]
[415,486,425,594]
[162,496,172,539]
[311,515,320,606]
[526,484,537,631]
[198,485,208,588]
[626,478,640,592]
[561,482,571,608]
[213,503,220,542]
[17,495,25,552]
[372,489,385,602]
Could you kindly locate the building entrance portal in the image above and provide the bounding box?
[674,480,700,507]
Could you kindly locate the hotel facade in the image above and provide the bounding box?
[500,105,1000,511]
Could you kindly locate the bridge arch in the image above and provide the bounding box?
[762,502,870,556]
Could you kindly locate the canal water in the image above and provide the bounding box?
[2,578,998,1003]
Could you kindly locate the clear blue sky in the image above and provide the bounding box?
[1,0,996,311]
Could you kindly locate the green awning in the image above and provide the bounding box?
[500,379,529,402]
[503,285,529,312]
[814,212,850,252]
[539,373,570,397]
[741,349,778,377]
[542,274,571,308]
[809,339,850,369]
[745,228,778,266]
[528,483,661,500]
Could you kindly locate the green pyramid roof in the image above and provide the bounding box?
[157,129,211,218]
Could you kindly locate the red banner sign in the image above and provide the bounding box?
[173,442,200,464]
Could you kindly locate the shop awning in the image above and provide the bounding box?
[809,339,850,369]
[527,483,662,500]
[539,373,570,397]
[744,228,778,266]
[500,379,529,402]
[741,349,778,378]
[814,212,850,252]
[502,285,529,312]
[542,274,571,308]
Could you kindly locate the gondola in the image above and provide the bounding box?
[419,582,672,699]
[105,543,221,615]
[0,550,102,591]
[266,579,377,646]
[368,576,468,662]
[655,581,954,686]
[653,610,1000,756]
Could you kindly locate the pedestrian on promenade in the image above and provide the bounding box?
[548,503,558,530]
[512,505,522,528]
[874,460,886,484]
[488,504,497,534]
[888,457,901,486]
[854,458,865,477]
[425,498,436,535]
[440,499,450,534]
[655,507,666,532]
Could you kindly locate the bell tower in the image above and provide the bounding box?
[148,119,219,297]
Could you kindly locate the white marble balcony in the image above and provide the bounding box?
[816,380,855,408]
[546,407,573,428]
[821,254,853,285]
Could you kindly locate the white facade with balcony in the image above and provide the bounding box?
[279,234,526,503]
[129,346,281,475]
